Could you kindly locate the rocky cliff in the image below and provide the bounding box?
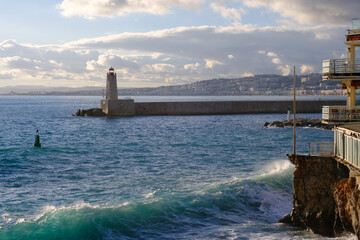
[281,154,360,238]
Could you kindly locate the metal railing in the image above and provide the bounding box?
[322,105,360,122]
[322,59,360,75]
[309,141,334,157]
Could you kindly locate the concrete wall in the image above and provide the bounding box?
[135,100,346,115]
[101,99,135,116]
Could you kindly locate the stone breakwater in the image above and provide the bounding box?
[282,155,360,238]
[75,100,346,117]
[264,118,334,130]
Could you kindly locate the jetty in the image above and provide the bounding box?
[76,67,347,117]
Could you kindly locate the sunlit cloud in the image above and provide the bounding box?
[57,0,205,19]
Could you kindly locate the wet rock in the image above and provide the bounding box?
[279,214,292,224]
[264,118,334,130]
[76,108,106,117]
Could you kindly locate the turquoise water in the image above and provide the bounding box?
[0,96,352,239]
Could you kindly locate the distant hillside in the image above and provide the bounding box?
[119,73,343,96]
[0,73,343,96]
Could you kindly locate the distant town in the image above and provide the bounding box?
[1,73,344,96]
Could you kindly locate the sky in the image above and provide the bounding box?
[0,0,359,88]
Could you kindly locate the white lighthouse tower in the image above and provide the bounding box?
[100,67,135,116]
[106,67,118,100]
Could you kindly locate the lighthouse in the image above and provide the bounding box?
[100,67,135,116]
[106,67,118,100]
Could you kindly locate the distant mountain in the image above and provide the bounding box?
[0,73,343,96]
[118,73,343,96]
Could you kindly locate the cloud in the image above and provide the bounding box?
[271,57,281,64]
[0,71,12,80]
[0,23,346,87]
[210,2,245,23]
[142,63,176,73]
[85,53,139,71]
[57,0,205,19]
[242,72,254,77]
[300,64,314,74]
[205,59,223,69]
[242,0,360,25]
[152,52,162,59]
[277,64,291,76]
[267,52,277,57]
[184,62,200,71]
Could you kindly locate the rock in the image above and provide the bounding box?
[263,118,334,130]
[284,154,353,237]
[333,177,360,237]
[279,214,292,224]
[75,108,106,117]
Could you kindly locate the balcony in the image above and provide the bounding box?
[322,105,360,122]
[334,125,360,168]
[322,59,360,80]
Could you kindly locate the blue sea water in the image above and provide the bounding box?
[0,96,354,239]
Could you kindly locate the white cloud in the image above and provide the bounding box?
[271,57,281,64]
[242,72,254,77]
[165,77,174,83]
[0,23,347,87]
[184,62,200,71]
[142,63,176,73]
[85,53,139,72]
[0,71,13,80]
[152,52,162,59]
[57,0,205,19]
[277,64,291,76]
[204,59,223,69]
[300,64,314,74]
[242,0,360,25]
[267,52,277,57]
[210,2,244,23]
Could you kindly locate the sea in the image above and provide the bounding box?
[0,95,355,240]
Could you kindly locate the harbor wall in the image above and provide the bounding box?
[134,100,345,115]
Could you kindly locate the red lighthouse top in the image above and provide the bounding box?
[108,67,115,75]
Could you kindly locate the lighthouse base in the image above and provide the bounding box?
[100,99,135,116]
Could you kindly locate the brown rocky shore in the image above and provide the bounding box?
[281,155,360,238]
[264,118,334,130]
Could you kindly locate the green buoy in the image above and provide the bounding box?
[34,129,41,148]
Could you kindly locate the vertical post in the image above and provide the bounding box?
[293,66,296,156]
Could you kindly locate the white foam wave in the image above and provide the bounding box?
[259,160,293,177]
[143,189,159,199]
[14,200,130,226]
[1,213,12,223]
